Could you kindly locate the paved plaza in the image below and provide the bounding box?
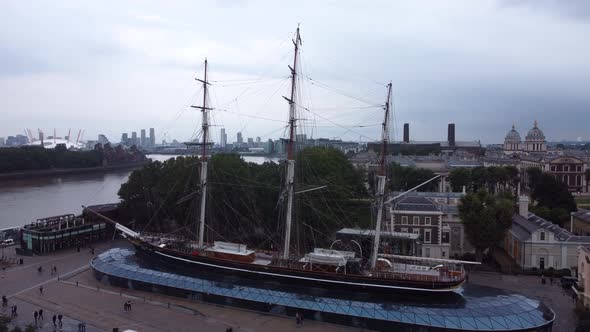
[1,241,574,331]
[1,241,362,331]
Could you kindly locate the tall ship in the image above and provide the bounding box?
[89,27,471,293]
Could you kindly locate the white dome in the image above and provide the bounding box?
[505,125,522,143]
[525,120,545,142]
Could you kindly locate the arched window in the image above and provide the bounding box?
[577,175,582,186]
[563,175,569,185]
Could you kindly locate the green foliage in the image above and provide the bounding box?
[118,148,370,251]
[448,168,471,192]
[386,163,439,192]
[527,167,577,213]
[0,146,103,173]
[532,206,570,227]
[458,190,514,261]
[449,166,520,195]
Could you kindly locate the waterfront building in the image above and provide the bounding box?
[264,139,273,154]
[149,128,155,148]
[247,137,254,147]
[236,132,243,144]
[20,212,115,254]
[0,137,4,146]
[140,129,147,147]
[502,196,590,271]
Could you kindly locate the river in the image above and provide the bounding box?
[0,154,279,229]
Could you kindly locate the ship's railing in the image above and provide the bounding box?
[370,269,465,283]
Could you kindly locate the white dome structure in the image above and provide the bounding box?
[26,138,85,150]
[524,120,546,152]
[503,124,521,152]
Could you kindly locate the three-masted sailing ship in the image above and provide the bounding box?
[88,27,468,293]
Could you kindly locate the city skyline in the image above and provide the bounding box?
[0,1,589,144]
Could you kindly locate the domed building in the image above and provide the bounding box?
[502,121,547,155]
[524,120,547,153]
[503,124,521,153]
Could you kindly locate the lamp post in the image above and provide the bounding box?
[571,212,575,233]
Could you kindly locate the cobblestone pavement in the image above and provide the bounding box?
[469,271,577,332]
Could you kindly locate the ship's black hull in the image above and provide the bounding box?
[130,237,463,294]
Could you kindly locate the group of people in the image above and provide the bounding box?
[33,309,44,325]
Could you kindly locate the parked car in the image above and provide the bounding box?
[561,276,578,289]
[1,238,15,246]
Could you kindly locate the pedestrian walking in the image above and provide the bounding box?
[58,314,63,328]
[34,310,38,325]
[11,305,17,317]
[295,312,303,327]
[38,309,43,320]
[123,301,127,311]
[550,277,554,285]
[52,314,57,327]
[39,285,44,294]
[2,295,7,307]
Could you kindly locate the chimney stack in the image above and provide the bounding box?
[519,196,529,218]
[403,123,409,143]
[448,123,455,147]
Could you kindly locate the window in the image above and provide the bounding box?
[577,166,583,172]
[425,217,431,226]
[412,228,419,234]
[550,166,556,172]
[563,175,569,184]
[424,229,431,243]
[452,228,460,234]
[425,248,431,257]
[401,216,408,225]
[401,227,408,233]
[442,251,446,257]
[564,165,569,172]
[413,216,420,225]
[442,231,450,244]
[540,232,546,241]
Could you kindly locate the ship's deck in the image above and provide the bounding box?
[92,248,554,331]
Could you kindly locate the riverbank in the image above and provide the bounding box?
[0,161,149,181]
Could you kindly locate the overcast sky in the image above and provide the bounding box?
[0,0,588,145]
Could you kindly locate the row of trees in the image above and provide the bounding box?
[448,166,520,194]
[118,147,371,252]
[0,146,103,173]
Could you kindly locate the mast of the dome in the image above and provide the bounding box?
[370,82,392,269]
[191,59,212,248]
[282,26,302,260]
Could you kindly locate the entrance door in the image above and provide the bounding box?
[539,257,545,270]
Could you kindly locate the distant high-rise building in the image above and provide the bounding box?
[121,133,129,145]
[149,128,155,148]
[237,132,243,144]
[0,137,5,146]
[264,139,274,154]
[247,137,254,147]
[131,132,137,146]
[140,129,147,147]
[15,134,28,145]
[220,128,227,148]
[98,134,109,145]
[256,137,261,143]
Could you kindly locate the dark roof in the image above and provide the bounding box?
[511,212,590,243]
[575,209,590,224]
[394,196,441,212]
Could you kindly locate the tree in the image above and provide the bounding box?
[458,190,513,261]
[387,163,439,192]
[449,168,471,192]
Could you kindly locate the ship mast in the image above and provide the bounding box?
[282,26,302,260]
[369,82,392,269]
[191,59,212,248]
